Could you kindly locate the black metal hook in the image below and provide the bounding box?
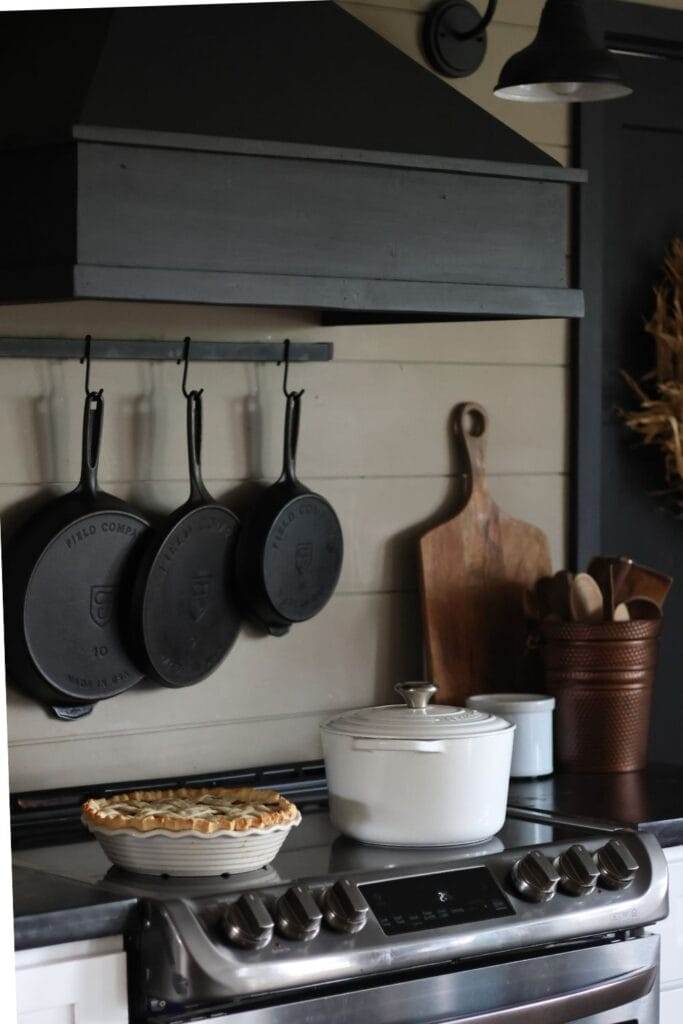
[178,336,203,399]
[278,339,305,400]
[451,0,497,40]
[79,335,103,399]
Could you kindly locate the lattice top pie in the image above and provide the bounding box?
[82,787,300,834]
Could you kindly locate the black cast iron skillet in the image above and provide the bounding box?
[236,390,343,636]
[130,389,241,687]
[3,390,150,718]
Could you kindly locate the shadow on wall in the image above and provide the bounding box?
[2,359,276,542]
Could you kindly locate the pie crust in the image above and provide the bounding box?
[82,786,300,835]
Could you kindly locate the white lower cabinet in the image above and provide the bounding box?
[14,935,128,1024]
[650,844,683,1024]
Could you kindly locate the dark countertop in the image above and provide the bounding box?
[12,762,683,950]
[509,762,683,848]
[13,864,138,951]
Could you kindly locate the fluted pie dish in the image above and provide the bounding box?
[81,787,301,876]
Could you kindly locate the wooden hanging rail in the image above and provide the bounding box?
[0,338,332,363]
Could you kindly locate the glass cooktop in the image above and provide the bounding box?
[13,808,619,901]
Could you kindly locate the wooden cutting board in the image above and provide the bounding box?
[419,402,552,705]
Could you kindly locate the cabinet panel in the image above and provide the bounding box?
[15,937,127,1024]
[650,844,683,1024]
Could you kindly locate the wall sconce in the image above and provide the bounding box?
[422,0,632,102]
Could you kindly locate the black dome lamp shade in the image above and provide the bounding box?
[494,0,632,103]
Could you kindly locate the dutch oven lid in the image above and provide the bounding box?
[322,682,514,740]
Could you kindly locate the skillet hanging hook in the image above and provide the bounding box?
[80,335,102,399]
[178,336,203,399]
[278,338,305,400]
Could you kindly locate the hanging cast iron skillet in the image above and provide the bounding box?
[130,389,242,687]
[3,391,150,719]
[236,390,343,636]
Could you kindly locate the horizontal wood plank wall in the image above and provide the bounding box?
[2,0,574,789]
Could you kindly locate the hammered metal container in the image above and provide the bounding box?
[542,620,662,773]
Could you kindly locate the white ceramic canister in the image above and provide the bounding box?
[465,693,555,779]
[321,682,515,847]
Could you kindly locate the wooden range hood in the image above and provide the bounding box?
[0,2,584,323]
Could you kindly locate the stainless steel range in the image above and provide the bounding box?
[15,793,668,1024]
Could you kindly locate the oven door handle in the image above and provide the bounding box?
[451,965,656,1024]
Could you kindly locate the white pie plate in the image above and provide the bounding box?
[82,813,302,876]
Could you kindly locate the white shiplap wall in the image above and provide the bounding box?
[2,0,578,790]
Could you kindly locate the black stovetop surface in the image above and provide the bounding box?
[14,807,618,904]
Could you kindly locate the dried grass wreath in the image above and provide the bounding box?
[621,237,683,514]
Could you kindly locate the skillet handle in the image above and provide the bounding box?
[186,390,211,503]
[78,390,104,499]
[51,704,94,720]
[281,392,302,483]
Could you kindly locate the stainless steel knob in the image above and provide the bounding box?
[223,893,274,950]
[556,844,600,897]
[511,850,560,902]
[276,884,322,941]
[595,838,639,891]
[395,682,438,709]
[321,879,370,934]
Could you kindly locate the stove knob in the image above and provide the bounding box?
[321,879,369,934]
[511,850,560,903]
[556,844,600,897]
[276,884,322,941]
[223,893,274,950]
[595,838,639,891]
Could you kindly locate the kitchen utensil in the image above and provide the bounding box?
[615,561,672,611]
[586,558,615,619]
[466,693,554,779]
[569,573,604,623]
[321,681,515,846]
[586,556,633,620]
[83,812,301,876]
[130,384,241,687]
[549,570,574,620]
[613,602,631,621]
[624,598,662,620]
[419,402,552,703]
[236,357,343,636]
[3,381,149,716]
[587,556,672,614]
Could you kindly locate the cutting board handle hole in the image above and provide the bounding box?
[462,405,487,439]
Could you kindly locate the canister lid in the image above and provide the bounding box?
[321,682,514,740]
[466,693,555,715]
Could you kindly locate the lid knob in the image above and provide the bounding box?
[395,682,438,710]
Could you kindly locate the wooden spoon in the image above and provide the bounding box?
[587,556,633,620]
[569,573,604,623]
[613,602,631,622]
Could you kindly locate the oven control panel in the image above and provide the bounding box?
[360,866,513,936]
[218,838,643,950]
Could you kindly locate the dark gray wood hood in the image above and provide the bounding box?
[0,2,584,322]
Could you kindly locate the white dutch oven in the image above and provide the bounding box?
[321,682,515,847]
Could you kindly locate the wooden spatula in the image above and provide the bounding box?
[569,573,604,623]
[419,402,552,705]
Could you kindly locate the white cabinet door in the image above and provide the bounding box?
[650,844,683,1024]
[15,936,128,1024]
